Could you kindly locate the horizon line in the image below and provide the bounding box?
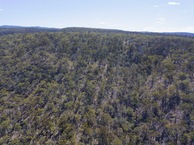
[0,25,194,34]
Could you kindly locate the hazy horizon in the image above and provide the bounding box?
[1,25,194,34]
[0,0,194,33]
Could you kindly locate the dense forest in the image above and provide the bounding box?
[0,27,194,145]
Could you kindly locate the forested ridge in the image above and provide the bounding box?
[0,27,194,145]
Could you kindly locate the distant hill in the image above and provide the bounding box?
[62,27,128,33]
[0,25,25,28]
[1,25,194,37]
[0,25,61,36]
[172,32,194,37]
[163,32,194,37]
[0,25,60,29]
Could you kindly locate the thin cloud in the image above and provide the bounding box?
[99,21,108,25]
[0,9,4,11]
[155,18,166,24]
[97,20,125,30]
[144,26,194,33]
[153,5,159,8]
[168,2,180,6]
[98,20,112,26]
[162,26,194,33]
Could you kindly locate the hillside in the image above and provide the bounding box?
[0,26,60,36]
[0,28,194,144]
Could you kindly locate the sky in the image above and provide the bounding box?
[0,0,194,32]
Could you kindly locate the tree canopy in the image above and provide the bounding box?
[0,27,194,144]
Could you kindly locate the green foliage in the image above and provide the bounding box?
[0,28,194,144]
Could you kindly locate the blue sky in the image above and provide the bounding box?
[0,0,194,32]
